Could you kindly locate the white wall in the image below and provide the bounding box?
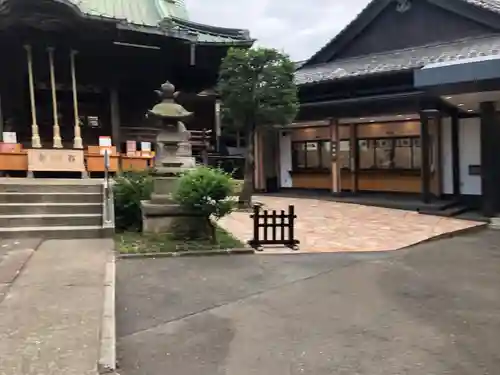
[459,118,482,196]
[279,132,292,188]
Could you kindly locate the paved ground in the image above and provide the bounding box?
[0,238,112,375]
[0,238,41,304]
[219,195,484,252]
[117,229,500,375]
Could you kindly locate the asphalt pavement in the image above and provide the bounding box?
[117,230,500,375]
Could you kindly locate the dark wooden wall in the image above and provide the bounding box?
[334,1,496,60]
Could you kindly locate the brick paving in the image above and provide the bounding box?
[218,196,485,253]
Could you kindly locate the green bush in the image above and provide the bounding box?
[113,170,153,232]
[172,166,235,242]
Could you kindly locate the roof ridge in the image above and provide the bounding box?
[295,33,500,85]
[300,33,500,69]
[463,0,500,13]
[303,0,500,67]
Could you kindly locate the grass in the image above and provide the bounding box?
[115,226,245,254]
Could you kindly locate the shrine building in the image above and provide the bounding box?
[0,0,253,176]
[254,0,500,219]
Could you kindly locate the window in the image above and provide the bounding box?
[412,138,421,169]
[338,140,351,170]
[320,141,331,169]
[359,139,375,169]
[292,140,331,171]
[357,136,423,170]
[375,139,394,169]
[394,138,412,169]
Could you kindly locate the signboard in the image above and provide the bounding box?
[88,116,100,128]
[339,141,350,152]
[28,149,85,172]
[99,136,113,155]
[2,132,17,144]
[331,143,337,159]
[126,140,137,156]
[141,141,152,157]
[306,142,317,151]
[99,136,112,147]
[0,143,18,153]
[469,165,481,176]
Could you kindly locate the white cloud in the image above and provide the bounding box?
[186,0,372,61]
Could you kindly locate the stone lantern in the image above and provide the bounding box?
[141,81,199,234]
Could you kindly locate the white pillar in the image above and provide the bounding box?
[48,47,62,148]
[0,93,3,142]
[24,45,41,148]
[70,50,83,149]
[215,99,221,152]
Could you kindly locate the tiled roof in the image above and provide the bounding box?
[295,34,500,85]
[303,0,500,72]
[294,60,306,69]
[463,0,500,14]
[69,0,185,25]
[67,0,252,44]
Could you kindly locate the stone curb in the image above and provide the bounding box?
[98,253,117,374]
[401,222,489,251]
[118,248,255,259]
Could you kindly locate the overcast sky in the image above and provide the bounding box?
[187,0,372,61]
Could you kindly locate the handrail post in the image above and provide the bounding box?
[102,149,114,228]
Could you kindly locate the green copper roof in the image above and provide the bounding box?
[68,0,252,44]
[70,0,188,26]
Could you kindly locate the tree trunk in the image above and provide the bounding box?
[239,129,255,208]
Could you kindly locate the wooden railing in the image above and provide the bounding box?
[248,205,299,251]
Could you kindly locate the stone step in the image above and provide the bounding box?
[0,184,102,194]
[0,214,102,228]
[0,203,103,215]
[0,225,113,239]
[0,192,102,204]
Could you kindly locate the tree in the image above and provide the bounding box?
[217,47,298,206]
[172,166,235,244]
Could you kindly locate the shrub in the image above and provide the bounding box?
[113,170,153,232]
[172,166,235,242]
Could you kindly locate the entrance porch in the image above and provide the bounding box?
[415,54,500,218]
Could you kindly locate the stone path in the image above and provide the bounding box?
[218,196,484,253]
[0,238,112,375]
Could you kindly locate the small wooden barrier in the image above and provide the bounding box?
[248,205,299,251]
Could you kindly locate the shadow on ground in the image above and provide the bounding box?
[116,230,500,375]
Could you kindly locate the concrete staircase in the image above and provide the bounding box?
[0,179,114,239]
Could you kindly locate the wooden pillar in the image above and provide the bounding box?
[430,112,443,198]
[420,109,437,204]
[48,47,62,148]
[480,102,498,217]
[24,45,41,148]
[330,118,340,193]
[451,113,461,197]
[350,123,359,194]
[110,88,121,152]
[70,50,83,149]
